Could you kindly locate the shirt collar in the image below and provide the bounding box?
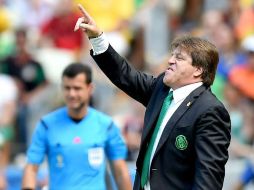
[171,82,203,103]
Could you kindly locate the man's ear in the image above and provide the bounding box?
[194,67,203,78]
[88,83,94,95]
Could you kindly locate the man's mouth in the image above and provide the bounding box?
[166,67,173,72]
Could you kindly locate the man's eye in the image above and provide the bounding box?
[74,87,82,90]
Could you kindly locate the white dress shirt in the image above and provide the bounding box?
[90,33,109,55]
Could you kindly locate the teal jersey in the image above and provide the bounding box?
[27,107,127,190]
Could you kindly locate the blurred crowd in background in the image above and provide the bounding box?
[1,0,254,189]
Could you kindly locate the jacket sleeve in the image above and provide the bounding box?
[91,45,157,106]
[193,105,231,190]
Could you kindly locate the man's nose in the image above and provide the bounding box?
[69,88,76,96]
[168,56,176,65]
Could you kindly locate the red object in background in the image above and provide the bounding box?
[41,12,84,50]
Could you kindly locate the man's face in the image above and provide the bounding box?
[163,47,202,89]
[62,73,92,112]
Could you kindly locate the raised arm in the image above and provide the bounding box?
[74,4,156,106]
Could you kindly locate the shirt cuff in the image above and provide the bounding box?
[90,33,109,55]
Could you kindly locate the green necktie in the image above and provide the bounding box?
[141,91,173,188]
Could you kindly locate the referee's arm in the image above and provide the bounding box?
[22,164,39,190]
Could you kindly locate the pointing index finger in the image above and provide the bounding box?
[78,4,92,20]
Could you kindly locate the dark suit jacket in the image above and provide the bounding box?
[91,45,231,190]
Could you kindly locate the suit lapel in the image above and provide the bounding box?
[136,82,169,171]
[141,85,169,144]
[153,85,207,157]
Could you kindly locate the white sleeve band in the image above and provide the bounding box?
[90,33,109,55]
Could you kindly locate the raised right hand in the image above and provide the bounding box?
[74,4,102,38]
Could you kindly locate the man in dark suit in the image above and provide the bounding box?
[74,4,231,190]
